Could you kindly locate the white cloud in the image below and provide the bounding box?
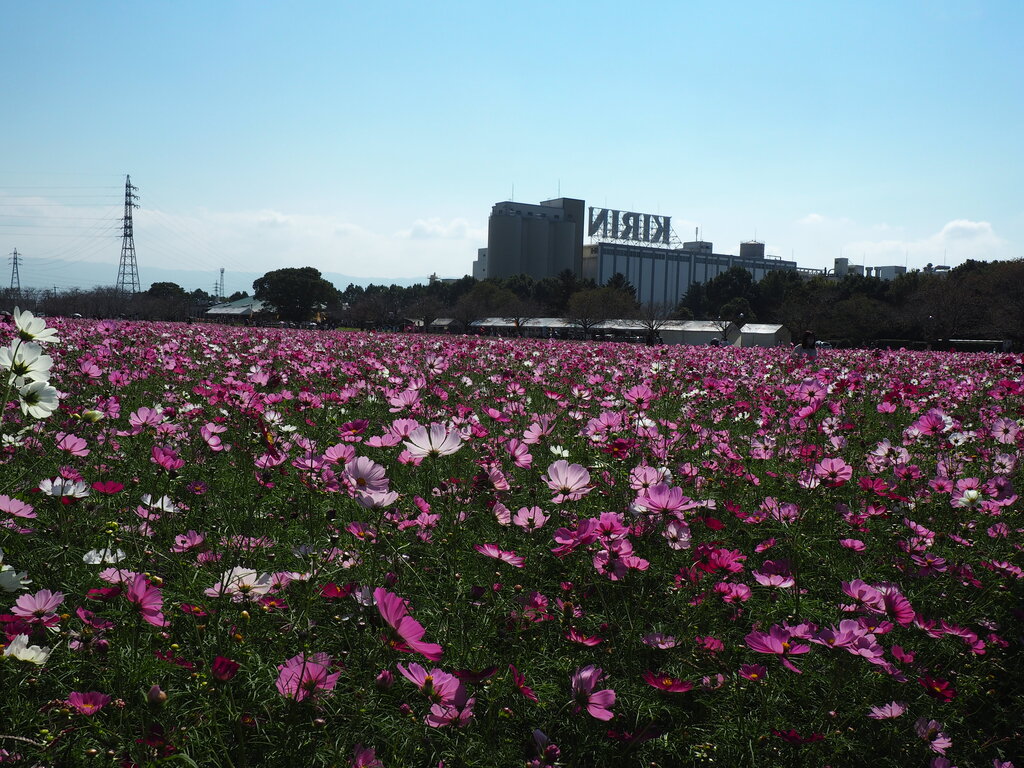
[841,219,1007,266]
[394,217,485,241]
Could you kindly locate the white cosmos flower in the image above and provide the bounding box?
[3,633,51,664]
[0,550,31,592]
[403,423,463,458]
[0,342,53,385]
[204,567,274,602]
[38,477,90,498]
[83,548,127,565]
[12,307,59,344]
[18,380,59,419]
[0,565,32,592]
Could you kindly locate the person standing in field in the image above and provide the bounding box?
[792,330,818,363]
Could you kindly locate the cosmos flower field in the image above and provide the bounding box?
[1,315,1021,767]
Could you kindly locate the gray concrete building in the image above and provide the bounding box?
[485,198,585,280]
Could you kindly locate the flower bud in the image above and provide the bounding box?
[147,685,167,707]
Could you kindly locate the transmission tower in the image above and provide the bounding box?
[8,248,21,293]
[115,175,141,294]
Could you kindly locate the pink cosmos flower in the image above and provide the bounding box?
[512,506,549,531]
[343,456,390,494]
[349,744,384,768]
[570,665,616,721]
[915,718,953,754]
[636,483,698,515]
[211,656,240,682]
[642,633,678,649]
[565,627,603,646]
[506,438,533,469]
[276,652,339,702]
[0,494,36,518]
[474,543,525,568]
[171,530,206,553]
[739,663,767,681]
[11,589,64,626]
[867,701,907,719]
[151,444,184,472]
[56,432,90,457]
[403,424,463,458]
[396,662,465,704]
[126,576,169,627]
[814,457,853,487]
[642,671,693,693]
[745,625,811,673]
[542,460,593,503]
[509,664,539,702]
[662,519,692,550]
[374,587,443,661]
[66,691,110,716]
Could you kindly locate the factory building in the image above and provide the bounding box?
[477,195,798,305]
[581,240,796,307]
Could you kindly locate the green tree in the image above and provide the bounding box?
[147,282,188,301]
[705,266,757,314]
[253,267,338,322]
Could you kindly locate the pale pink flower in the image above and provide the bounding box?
[867,701,907,719]
[11,588,64,626]
[403,424,463,458]
[512,506,549,531]
[542,460,592,503]
[205,567,274,602]
[474,543,525,568]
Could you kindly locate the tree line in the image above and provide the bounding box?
[3,258,1021,348]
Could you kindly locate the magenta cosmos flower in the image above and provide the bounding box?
[66,691,111,716]
[126,576,168,627]
[275,652,340,702]
[543,460,593,503]
[642,670,693,693]
[374,587,443,661]
[745,625,811,673]
[474,543,525,568]
[402,424,463,458]
[570,665,615,720]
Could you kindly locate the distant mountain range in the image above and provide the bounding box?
[17,259,452,295]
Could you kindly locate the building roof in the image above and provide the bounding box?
[206,297,272,316]
[740,323,788,334]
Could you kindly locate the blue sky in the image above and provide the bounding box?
[2,0,1021,295]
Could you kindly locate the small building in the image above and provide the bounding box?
[659,320,741,346]
[205,296,273,321]
[739,323,792,348]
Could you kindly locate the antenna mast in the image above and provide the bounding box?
[9,248,21,293]
[115,175,141,294]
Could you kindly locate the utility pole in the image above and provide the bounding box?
[8,248,21,293]
[115,175,141,294]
